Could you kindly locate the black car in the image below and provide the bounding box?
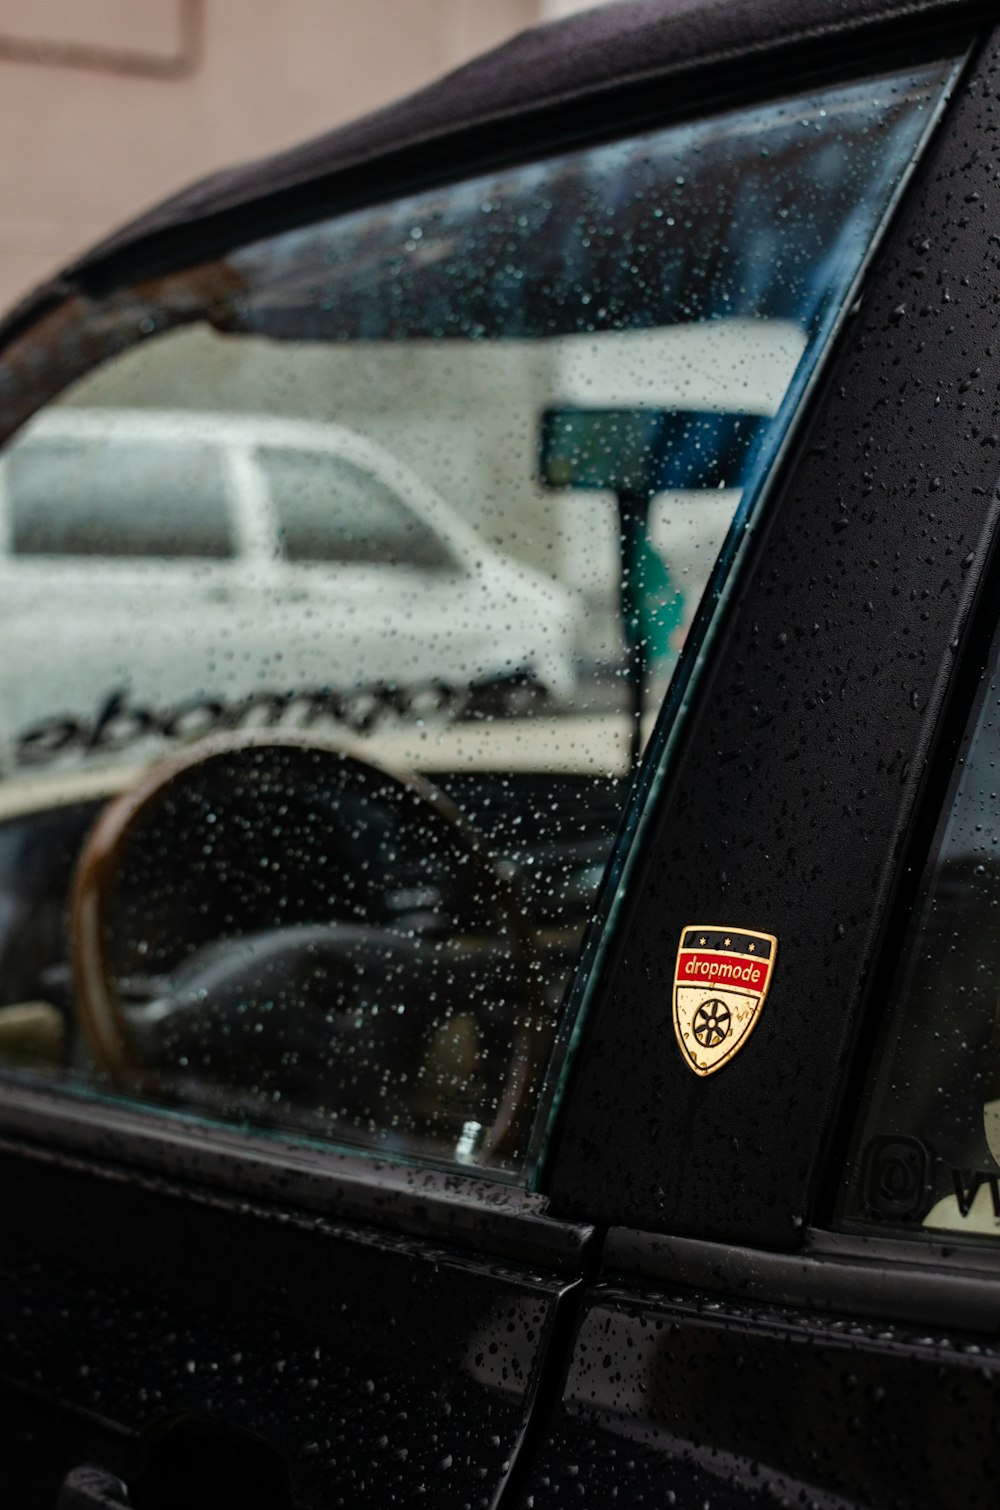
[2,0,1000,1505]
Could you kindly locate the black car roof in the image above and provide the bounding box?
[1,0,985,336]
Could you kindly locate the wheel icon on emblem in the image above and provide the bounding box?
[692,998,732,1048]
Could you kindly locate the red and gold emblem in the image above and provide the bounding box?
[673,925,777,1076]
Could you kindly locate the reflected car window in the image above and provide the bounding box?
[5,434,233,558]
[260,447,454,568]
[0,62,954,1176]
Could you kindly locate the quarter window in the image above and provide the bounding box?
[842,618,1000,1241]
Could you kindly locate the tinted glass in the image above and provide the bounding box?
[842,619,1000,1241]
[6,436,233,558]
[261,447,452,567]
[0,64,955,1176]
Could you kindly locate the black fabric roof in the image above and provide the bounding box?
[2,0,987,334]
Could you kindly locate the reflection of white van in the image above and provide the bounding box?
[0,410,579,766]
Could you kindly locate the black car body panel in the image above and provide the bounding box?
[0,3,999,1508]
[0,1127,584,1509]
[517,1274,1000,1508]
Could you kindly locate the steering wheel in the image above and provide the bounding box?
[69,731,545,1164]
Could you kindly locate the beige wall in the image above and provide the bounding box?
[0,0,547,313]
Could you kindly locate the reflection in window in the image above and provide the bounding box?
[261,447,452,568]
[0,62,957,1176]
[842,622,1000,1242]
[6,436,232,558]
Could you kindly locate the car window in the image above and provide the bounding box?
[0,63,955,1178]
[4,435,233,559]
[840,613,1000,1242]
[260,446,453,568]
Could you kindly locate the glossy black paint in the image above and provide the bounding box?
[0,1081,596,1269]
[515,1277,1000,1510]
[549,27,1000,1248]
[0,1132,581,1508]
[605,1225,1000,1334]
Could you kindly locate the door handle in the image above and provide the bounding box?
[57,1464,132,1509]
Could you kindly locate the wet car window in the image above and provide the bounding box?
[0,64,953,1176]
[842,615,1000,1242]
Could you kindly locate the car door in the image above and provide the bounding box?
[0,8,980,1510]
[515,17,1000,1510]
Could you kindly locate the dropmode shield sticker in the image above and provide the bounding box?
[673,926,777,1076]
